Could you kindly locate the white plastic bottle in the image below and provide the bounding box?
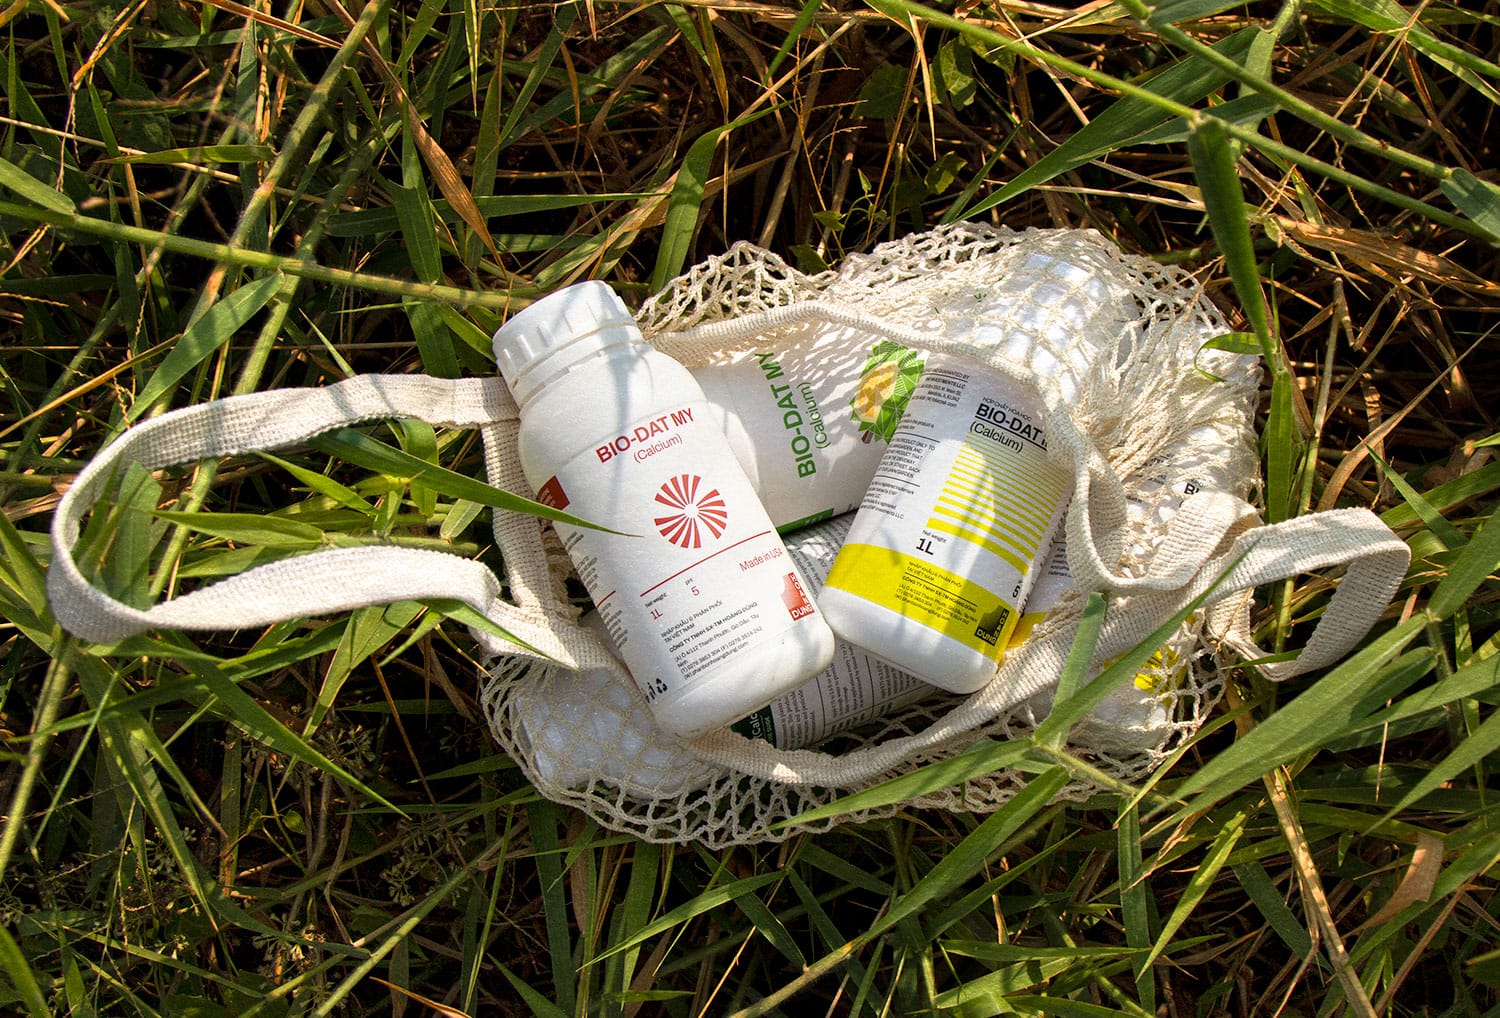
[693,327,925,531]
[493,281,836,740]
[816,247,1144,693]
[818,358,1072,692]
[510,516,939,792]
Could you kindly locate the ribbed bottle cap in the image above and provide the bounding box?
[492,281,638,402]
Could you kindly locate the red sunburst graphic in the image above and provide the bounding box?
[652,474,728,549]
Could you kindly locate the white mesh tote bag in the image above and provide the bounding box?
[49,223,1411,847]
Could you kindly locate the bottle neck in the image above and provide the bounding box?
[504,325,642,406]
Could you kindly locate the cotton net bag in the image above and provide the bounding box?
[478,222,1409,846]
[46,223,1409,849]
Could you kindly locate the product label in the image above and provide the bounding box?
[828,543,1017,657]
[731,643,928,748]
[731,513,931,746]
[543,401,815,705]
[696,328,925,529]
[851,340,925,442]
[825,360,1071,664]
[1008,532,1070,646]
[751,352,824,481]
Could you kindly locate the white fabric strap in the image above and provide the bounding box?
[49,374,517,644]
[692,504,1409,785]
[1198,507,1412,680]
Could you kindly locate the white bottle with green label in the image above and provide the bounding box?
[493,281,835,741]
[693,326,925,532]
[818,358,1073,693]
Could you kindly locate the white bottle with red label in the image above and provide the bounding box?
[510,515,938,795]
[493,281,835,740]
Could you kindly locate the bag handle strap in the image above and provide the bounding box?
[1196,507,1412,680]
[48,374,521,645]
[692,505,1409,785]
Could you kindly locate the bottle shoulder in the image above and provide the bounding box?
[514,348,708,465]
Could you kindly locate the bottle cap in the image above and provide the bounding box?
[492,281,639,403]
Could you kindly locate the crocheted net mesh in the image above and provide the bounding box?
[479,223,1260,847]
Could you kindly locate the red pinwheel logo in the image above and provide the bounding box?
[653,474,728,549]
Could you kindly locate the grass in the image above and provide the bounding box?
[2,0,1499,1014]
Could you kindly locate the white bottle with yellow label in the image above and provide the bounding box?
[818,357,1073,693]
[816,247,1139,694]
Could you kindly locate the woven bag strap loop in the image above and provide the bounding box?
[690,501,1409,785]
[47,374,528,647]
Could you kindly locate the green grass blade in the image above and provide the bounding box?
[496,6,577,151]
[1117,804,1155,1011]
[0,153,75,214]
[603,840,662,1007]
[1330,652,1499,743]
[1307,0,1500,92]
[735,887,807,968]
[967,28,1257,214]
[932,954,1091,1008]
[1371,705,1500,828]
[1186,116,1271,355]
[1233,861,1312,956]
[258,452,374,514]
[148,510,326,548]
[1440,169,1500,239]
[306,428,623,532]
[324,192,653,237]
[775,738,1033,828]
[1140,811,1245,971]
[1044,591,1107,748]
[0,516,48,617]
[1031,576,1221,747]
[500,26,677,146]
[308,602,425,732]
[167,648,403,812]
[595,872,782,961]
[1380,460,1500,532]
[1162,616,1429,814]
[1264,372,1298,525]
[650,106,780,292]
[1426,506,1500,619]
[126,272,284,421]
[0,924,52,1018]
[497,965,570,1018]
[105,145,274,166]
[872,766,1070,937]
[389,183,445,283]
[1000,997,1136,1017]
[101,464,164,611]
[1369,450,1466,550]
[1132,95,1279,145]
[526,801,578,1014]
[766,0,824,81]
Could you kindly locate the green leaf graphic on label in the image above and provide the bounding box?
[851,341,924,442]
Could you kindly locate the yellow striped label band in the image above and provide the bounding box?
[824,542,1018,657]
